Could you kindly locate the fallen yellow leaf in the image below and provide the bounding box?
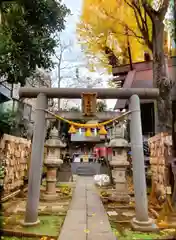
[40,237,47,240]
[157,221,169,228]
[84,229,90,233]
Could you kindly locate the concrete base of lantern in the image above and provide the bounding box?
[111,166,130,203]
[110,192,130,203]
[41,192,58,201]
[131,217,158,232]
[21,219,40,227]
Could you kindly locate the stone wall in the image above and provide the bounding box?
[0,134,31,193]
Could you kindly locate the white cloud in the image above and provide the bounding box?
[51,0,115,109]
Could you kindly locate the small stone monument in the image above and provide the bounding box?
[42,127,66,201]
[108,122,130,203]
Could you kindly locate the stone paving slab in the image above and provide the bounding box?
[9,200,69,215]
[59,230,86,240]
[87,232,116,240]
[58,176,116,240]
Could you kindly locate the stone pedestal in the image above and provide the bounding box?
[43,162,62,201]
[111,164,129,202]
[108,124,130,203]
[113,167,127,191]
[42,127,66,201]
[131,218,156,232]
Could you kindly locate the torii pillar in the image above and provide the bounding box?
[22,93,47,225]
[129,95,157,231]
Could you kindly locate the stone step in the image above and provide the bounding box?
[71,163,101,176]
[76,166,96,176]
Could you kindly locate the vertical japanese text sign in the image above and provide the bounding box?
[81,93,97,116]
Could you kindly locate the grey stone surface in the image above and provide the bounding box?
[71,162,109,176]
[71,163,100,176]
[57,163,72,182]
[58,176,116,240]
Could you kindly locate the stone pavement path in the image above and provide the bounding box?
[58,176,116,240]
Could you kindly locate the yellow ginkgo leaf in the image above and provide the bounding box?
[84,229,90,233]
[40,237,47,240]
[77,0,152,72]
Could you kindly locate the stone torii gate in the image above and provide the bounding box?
[19,87,159,230]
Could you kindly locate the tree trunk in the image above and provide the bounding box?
[152,20,172,133]
[57,64,61,138]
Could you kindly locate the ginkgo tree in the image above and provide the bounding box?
[78,0,172,132]
[78,0,151,69]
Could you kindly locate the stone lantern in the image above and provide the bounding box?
[42,127,66,201]
[108,121,130,203]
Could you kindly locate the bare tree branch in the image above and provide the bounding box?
[140,0,158,20]
[141,0,169,21]
[26,68,52,88]
[124,0,153,50]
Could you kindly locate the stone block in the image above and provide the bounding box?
[107,211,118,216]
[131,217,159,232]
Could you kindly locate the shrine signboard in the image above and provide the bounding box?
[81,93,97,116]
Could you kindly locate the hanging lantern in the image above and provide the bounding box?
[85,128,92,137]
[98,126,107,135]
[68,125,77,134]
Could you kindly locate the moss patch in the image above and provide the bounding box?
[2,215,65,237]
[2,238,40,240]
[41,183,72,199]
[110,221,176,239]
[2,237,57,240]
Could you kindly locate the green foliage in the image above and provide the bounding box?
[2,215,64,237]
[170,0,176,44]
[69,106,81,112]
[107,80,118,89]
[111,225,175,240]
[0,109,17,133]
[96,101,107,112]
[1,238,38,240]
[0,106,29,137]
[0,0,70,86]
[165,0,175,40]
